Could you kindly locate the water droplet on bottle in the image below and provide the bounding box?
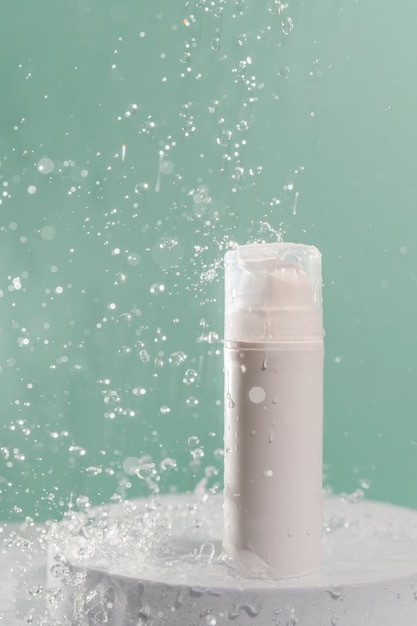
[249,386,266,404]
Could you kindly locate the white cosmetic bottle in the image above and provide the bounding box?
[223,242,324,578]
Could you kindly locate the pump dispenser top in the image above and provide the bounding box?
[224,242,323,343]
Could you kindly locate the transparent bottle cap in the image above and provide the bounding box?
[224,242,323,342]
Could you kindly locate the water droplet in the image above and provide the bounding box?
[229,604,260,620]
[264,469,274,478]
[328,588,342,600]
[227,393,235,409]
[249,386,266,404]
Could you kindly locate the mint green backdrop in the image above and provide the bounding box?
[1,0,416,521]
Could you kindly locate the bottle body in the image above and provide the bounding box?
[224,341,323,577]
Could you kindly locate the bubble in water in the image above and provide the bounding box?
[152,236,184,268]
[188,435,200,447]
[76,496,91,513]
[134,182,150,194]
[217,129,232,147]
[186,396,199,407]
[208,100,219,114]
[104,390,121,404]
[191,447,204,460]
[160,405,171,415]
[40,225,56,240]
[50,562,69,578]
[160,159,174,175]
[160,457,177,471]
[114,272,127,285]
[45,587,64,605]
[136,459,157,480]
[127,252,141,266]
[183,368,198,385]
[237,33,247,46]
[282,16,294,35]
[28,585,43,596]
[85,466,102,476]
[233,166,244,180]
[169,351,187,366]
[27,185,37,194]
[123,457,140,475]
[37,157,54,174]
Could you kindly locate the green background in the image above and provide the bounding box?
[1,0,416,522]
